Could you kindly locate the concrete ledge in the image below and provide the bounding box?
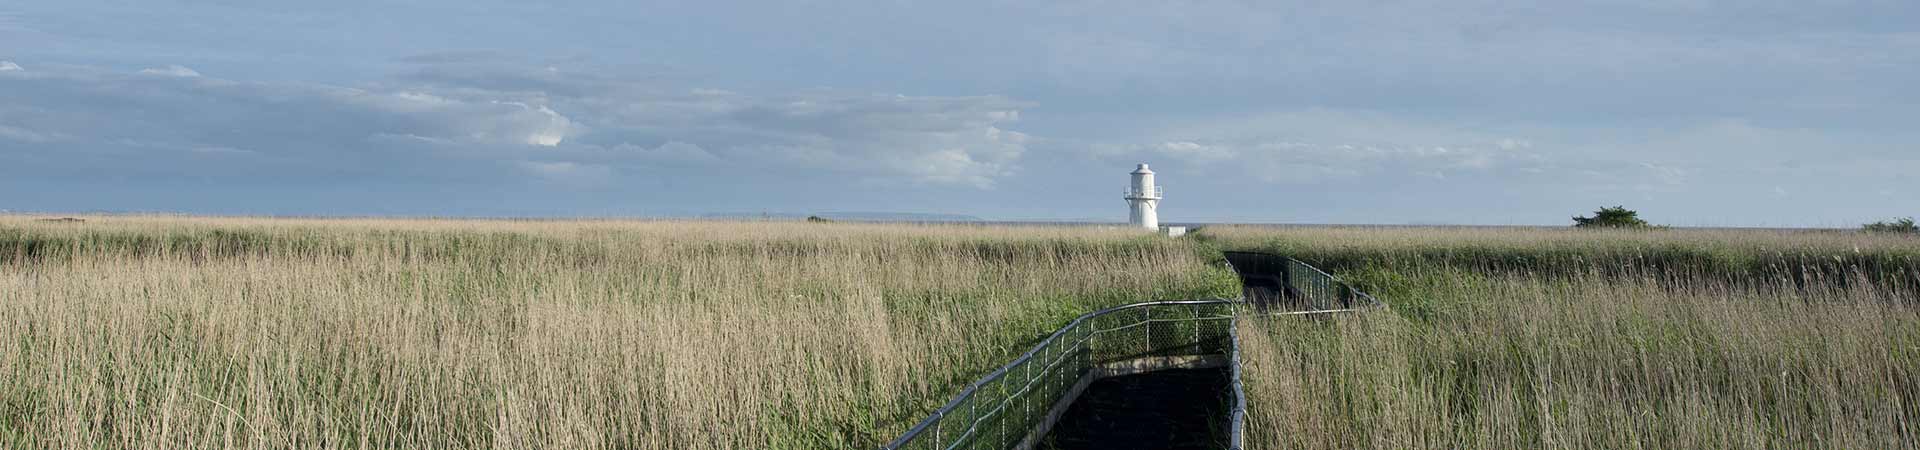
[1094,355,1230,378]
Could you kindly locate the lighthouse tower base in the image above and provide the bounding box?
[1125,163,1163,230]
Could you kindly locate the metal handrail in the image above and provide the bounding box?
[1228,317,1247,450]
[1223,251,1389,311]
[884,253,1385,450]
[1220,252,1389,450]
[882,300,1236,450]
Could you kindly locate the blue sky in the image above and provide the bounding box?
[2,1,1915,226]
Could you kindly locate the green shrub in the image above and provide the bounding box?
[1572,206,1651,228]
[1863,217,1918,234]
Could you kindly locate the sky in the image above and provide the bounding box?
[2,1,1916,226]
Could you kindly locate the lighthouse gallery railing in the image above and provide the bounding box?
[1122,186,1164,198]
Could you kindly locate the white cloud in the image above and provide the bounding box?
[517,161,613,187]
[519,160,604,177]
[0,124,59,142]
[518,104,572,146]
[390,92,454,107]
[1080,106,1918,200]
[190,146,254,155]
[3,1,1915,223]
[574,89,1033,187]
[609,141,721,164]
[0,61,21,72]
[1497,138,1531,150]
[1155,141,1236,162]
[1092,110,1546,183]
[1637,162,1689,185]
[0,62,1037,189]
[138,65,201,77]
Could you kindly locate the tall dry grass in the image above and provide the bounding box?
[1217,226,1920,449]
[1239,272,1920,449]
[1202,225,1920,282]
[0,216,1237,449]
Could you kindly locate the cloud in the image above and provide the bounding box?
[1155,141,1236,162]
[520,104,572,146]
[552,87,1032,187]
[0,124,62,142]
[1637,162,1689,186]
[1089,109,1546,183]
[369,54,1034,186]
[0,61,20,72]
[0,11,23,32]
[516,160,613,187]
[0,65,600,183]
[396,50,509,65]
[606,141,721,164]
[0,61,1036,189]
[3,1,1916,223]
[137,65,201,77]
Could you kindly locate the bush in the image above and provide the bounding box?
[1863,217,1918,234]
[1573,206,1651,228]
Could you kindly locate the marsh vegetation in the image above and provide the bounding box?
[11,218,1917,449]
[0,216,1235,449]
[1207,226,1920,449]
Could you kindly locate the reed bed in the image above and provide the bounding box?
[1202,225,1920,282]
[0,216,1237,449]
[1215,226,1920,449]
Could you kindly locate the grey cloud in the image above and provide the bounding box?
[1076,104,1917,225]
[1118,139,1537,184]
[0,11,24,32]
[608,142,722,165]
[1085,109,1548,183]
[0,65,583,184]
[696,93,1030,187]
[6,1,1918,223]
[0,61,1035,189]
[1011,1,1920,127]
[396,50,511,65]
[380,55,1034,188]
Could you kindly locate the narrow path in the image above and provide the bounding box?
[1035,368,1233,450]
[1223,251,1307,311]
[885,252,1374,450]
[1035,253,1286,449]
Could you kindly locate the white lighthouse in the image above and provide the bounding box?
[1125,163,1162,230]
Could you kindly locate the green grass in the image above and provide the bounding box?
[1211,226,1920,449]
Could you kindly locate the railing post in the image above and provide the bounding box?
[1193,304,1201,345]
[968,395,976,447]
[1142,307,1153,355]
